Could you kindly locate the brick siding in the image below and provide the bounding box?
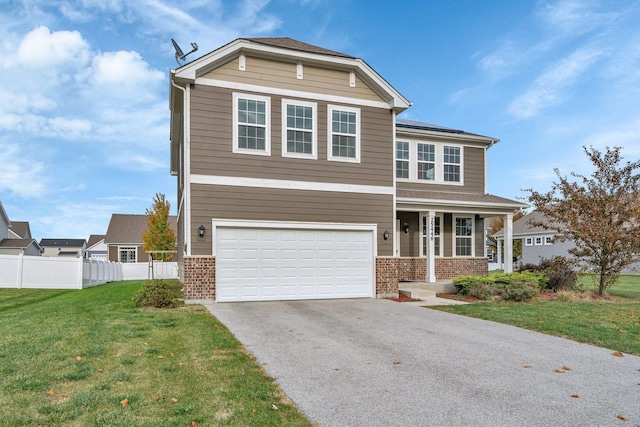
[435,257,488,279]
[182,256,216,300]
[375,257,426,297]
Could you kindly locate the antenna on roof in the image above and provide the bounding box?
[171,38,198,65]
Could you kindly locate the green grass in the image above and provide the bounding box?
[0,281,310,427]
[434,275,640,356]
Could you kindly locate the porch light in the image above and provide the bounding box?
[198,225,206,238]
[383,229,390,240]
[403,223,410,234]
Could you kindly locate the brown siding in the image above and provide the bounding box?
[107,245,148,262]
[189,85,394,187]
[397,212,420,257]
[443,214,453,257]
[396,146,485,194]
[203,55,384,102]
[475,215,485,257]
[189,184,394,256]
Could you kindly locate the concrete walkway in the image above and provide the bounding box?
[205,299,640,426]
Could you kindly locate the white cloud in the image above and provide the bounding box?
[536,0,619,36]
[16,26,90,70]
[0,141,47,197]
[89,50,164,89]
[508,47,603,119]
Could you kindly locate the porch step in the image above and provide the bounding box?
[398,282,437,300]
[399,280,457,295]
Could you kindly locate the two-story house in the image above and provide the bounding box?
[0,201,41,256]
[170,37,525,302]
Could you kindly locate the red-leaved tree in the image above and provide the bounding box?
[526,146,640,296]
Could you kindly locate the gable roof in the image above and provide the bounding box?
[87,234,106,248]
[243,37,355,59]
[9,221,31,239]
[105,214,177,245]
[39,239,86,247]
[492,210,556,238]
[172,37,411,113]
[0,238,40,250]
[396,119,499,145]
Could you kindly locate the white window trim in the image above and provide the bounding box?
[453,215,475,257]
[232,92,271,156]
[395,141,409,179]
[443,145,463,184]
[544,236,553,245]
[327,104,361,163]
[118,246,137,263]
[281,99,317,160]
[417,142,436,181]
[534,236,543,246]
[420,213,442,257]
[395,139,464,185]
[525,237,533,246]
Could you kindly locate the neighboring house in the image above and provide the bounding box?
[39,239,87,258]
[86,234,107,260]
[169,37,525,302]
[0,201,41,256]
[494,210,640,273]
[104,214,177,263]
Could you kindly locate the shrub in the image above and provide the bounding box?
[452,272,546,302]
[132,280,183,308]
[519,257,579,292]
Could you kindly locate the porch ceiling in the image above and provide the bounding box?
[396,189,527,216]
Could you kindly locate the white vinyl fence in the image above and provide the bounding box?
[0,254,177,289]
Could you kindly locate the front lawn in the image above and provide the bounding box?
[434,275,640,356]
[0,281,310,427]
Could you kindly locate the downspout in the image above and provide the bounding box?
[170,76,190,257]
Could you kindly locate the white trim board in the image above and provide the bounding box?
[191,174,394,195]
[196,77,392,110]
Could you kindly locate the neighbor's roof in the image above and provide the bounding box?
[39,238,86,247]
[9,221,31,239]
[242,37,355,59]
[396,119,499,143]
[105,214,177,245]
[0,238,39,250]
[87,234,106,247]
[493,210,557,237]
[0,201,10,227]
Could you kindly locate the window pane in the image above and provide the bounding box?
[332,135,356,158]
[396,141,409,159]
[417,143,435,162]
[332,110,356,135]
[287,130,312,154]
[396,160,408,178]
[444,146,460,164]
[444,164,460,182]
[456,217,472,236]
[456,237,472,256]
[418,162,435,180]
[238,125,265,150]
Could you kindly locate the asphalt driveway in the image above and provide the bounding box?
[205,299,640,426]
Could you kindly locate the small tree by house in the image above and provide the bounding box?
[526,146,640,296]
[142,193,176,261]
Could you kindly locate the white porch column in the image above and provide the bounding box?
[426,211,436,283]
[504,213,514,273]
[496,238,502,267]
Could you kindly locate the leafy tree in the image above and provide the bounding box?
[526,146,640,296]
[487,211,525,259]
[142,193,176,261]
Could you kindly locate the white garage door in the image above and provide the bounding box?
[216,225,374,302]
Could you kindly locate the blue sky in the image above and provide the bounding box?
[1,0,639,240]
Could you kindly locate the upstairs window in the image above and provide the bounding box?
[282,99,317,159]
[233,93,271,155]
[395,140,463,185]
[443,146,461,182]
[396,141,409,179]
[328,105,360,162]
[417,143,435,180]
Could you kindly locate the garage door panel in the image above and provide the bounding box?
[216,226,374,302]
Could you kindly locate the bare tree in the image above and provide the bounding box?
[526,146,640,295]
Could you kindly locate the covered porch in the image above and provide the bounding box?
[394,190,527,283]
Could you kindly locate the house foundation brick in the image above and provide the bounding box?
[375,257,426,298]
[435,257,488,279]
[182,256,216,301]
